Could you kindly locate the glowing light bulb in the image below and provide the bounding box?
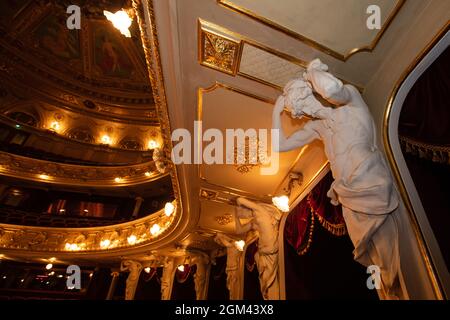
[272,195,290,213]
[101,135,112,145]
[164,202,175,217]
[127,235,137,245]
[144,171,151,177]
[45,263,53,270]
[50,121,61,132]
[148,140,158,149]
[144,267,151,274]
[234,240,245,252]
[103,10,132,37]
[39,174,49,180]
[114,177,123,183]
[177,265,185,272]
[100,239,111,248]
[150,224,161,236]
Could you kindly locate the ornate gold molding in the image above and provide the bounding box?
[0,70,157,126]
[199,189,218,201]
[214,214,233,226]
[0,151,165,187]
[383,22,450,300]
[132,0,184,243]
[198,19,363,91]
[0,201,177,253]
[0,114,158,154]
[199,27,241,75]
[217,0,405,61]
[399,135,450,164]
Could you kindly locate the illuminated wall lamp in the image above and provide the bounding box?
[103,10,133,38]
[177,264,185,272]
[234,240,245,252]
[127,235,137,245]
[101,135,112,145]
[164,202,175,217]
[65,243,80,251]
[148,140,158,150]
[100,239,111,249]
[50,121,61,132]
[272,172,303,213]
[150,223,161,236]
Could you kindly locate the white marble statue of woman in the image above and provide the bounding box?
[235,197,282,300]
[272,58,400,297]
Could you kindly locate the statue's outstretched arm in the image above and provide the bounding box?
[214,233,233,247]
[234,212,252,235]
[272,99,319,152]
[305,58,351,105]
[234,201,254,235]
[236,197,259,210]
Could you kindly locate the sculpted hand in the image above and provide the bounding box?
[307,58,328,72]
[304,58,328,83]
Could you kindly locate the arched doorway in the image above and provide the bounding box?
[383,25,450,298]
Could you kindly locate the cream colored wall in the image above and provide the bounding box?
[222,0,399,56]
[363,0,450,299]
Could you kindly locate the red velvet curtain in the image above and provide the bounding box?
[285,172,346,255]
[245,240,258,272]
[399,46,450,145]
[175,264,195,284]
[141,268,158,282]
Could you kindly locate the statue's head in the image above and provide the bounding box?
[283,78,315,118]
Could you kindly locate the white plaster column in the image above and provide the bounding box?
[131,196,144,218]
[106,270,120,300]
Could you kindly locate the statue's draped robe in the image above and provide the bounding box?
[304,88,400,293]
